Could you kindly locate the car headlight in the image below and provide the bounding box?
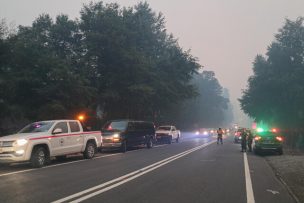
[113,133,120,138]
[16,139,28,146]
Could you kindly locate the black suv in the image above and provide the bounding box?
[101,120,156,152]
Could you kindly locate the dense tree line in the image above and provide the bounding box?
[240,18,304,149]
[0,1,230,134]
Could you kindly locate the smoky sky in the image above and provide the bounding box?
[1,0,304,100]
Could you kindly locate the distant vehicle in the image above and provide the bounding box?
[156,125,181,144]
[0,120,102,167]
[253,131,283,155]
[101,120,156,152]
[195,128,214,136]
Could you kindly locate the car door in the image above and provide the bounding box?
[67,121,84,153]
[50,121,69,156]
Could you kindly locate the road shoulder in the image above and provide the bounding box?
[266,154,304,203]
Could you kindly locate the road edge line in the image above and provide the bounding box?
[244,152,255,203]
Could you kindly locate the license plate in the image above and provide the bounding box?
[264,141,273,144]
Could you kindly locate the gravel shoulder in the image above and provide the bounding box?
[266,153,304,203]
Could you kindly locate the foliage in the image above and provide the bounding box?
[240,17,304,128]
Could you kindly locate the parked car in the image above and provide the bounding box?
[101,120,156,152]
[234,129,242,143]
[253,131,283,155]
[0,120,102,167]
[156,125,181,144]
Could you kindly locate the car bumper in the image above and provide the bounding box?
[156,135,171,141]
[254,144,282,150]
[101,142,122,149]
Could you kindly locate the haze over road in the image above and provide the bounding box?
[0,133,294,203]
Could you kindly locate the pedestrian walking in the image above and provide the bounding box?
[217,128,223,144]
[241,128,247,152]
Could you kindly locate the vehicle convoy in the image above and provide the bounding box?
[0,120,101,167]
[253,131,283,155]
[156,125,181,144]
[101,120,156,152]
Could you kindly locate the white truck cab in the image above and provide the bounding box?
[156,125,181,144]
[0,120,101,167]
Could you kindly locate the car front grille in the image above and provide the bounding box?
[0,141,14,147]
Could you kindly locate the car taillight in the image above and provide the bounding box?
[276,136,283,142]
[254,136,261,141]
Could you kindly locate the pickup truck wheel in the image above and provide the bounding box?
[121,140,127,153]
[167,136,172,144]
[83,142,96,159]
[30,147,48,168]
[147,138,153,149]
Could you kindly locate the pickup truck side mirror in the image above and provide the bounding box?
[53,128,63,134]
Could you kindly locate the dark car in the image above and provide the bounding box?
[253,131,283,155]
[101,120,156,152]
[234,129,242,143]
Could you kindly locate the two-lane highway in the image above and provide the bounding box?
[0,133,295,203]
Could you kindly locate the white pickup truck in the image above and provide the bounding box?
[156,125,181,144]
[0,120,101,167]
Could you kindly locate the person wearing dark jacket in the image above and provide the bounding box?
[241,128,247,152]
[247,130,253,152]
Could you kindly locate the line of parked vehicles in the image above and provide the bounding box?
[0,119,181,168]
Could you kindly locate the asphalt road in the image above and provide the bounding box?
[0,133,296,203]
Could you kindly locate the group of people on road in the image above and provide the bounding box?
[240,128,253,152]
[216,127,254,152]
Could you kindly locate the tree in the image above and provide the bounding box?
[240,17,304,128]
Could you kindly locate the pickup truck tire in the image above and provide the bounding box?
[121,140,127,153]
[167,136,172,144]
[83,141,96,159]
[30,146,48,168]
[147,137,153,149]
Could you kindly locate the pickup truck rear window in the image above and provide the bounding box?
[69,121,80,132]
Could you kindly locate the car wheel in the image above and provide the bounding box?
[30,146,48,168]
[167,136,172,144]
[121,140,127,153]
[277,148,283,155]
[176,136,179,143]
[147,138,153,149]
[83,141,96,159]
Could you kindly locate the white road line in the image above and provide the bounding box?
[0,153,120,177]
[244,153,255,203]
[53,141,216,203]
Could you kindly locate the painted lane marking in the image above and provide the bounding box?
[266,189,280,195]
[0,153,120,177]
[52,140,216,203]
[244,153,255,203]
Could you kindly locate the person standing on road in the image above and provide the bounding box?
[247,129,253,152]
[241,128,247,152]
[217,128,223,144]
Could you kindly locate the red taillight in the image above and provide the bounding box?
[254,136,261,141]
[276,136,283,142]
[271,128,278,133]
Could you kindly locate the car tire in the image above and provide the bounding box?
[167,136,172,144]
[176,136,179,143]
[147,138,153,149]
[83,141,96,159]
[277,148,283,155]
[121,140,127,153]
[30,146,49,168]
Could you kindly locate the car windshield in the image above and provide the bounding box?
[103,121,128,132]
[18,121,54,133]
[157,126,171,131]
